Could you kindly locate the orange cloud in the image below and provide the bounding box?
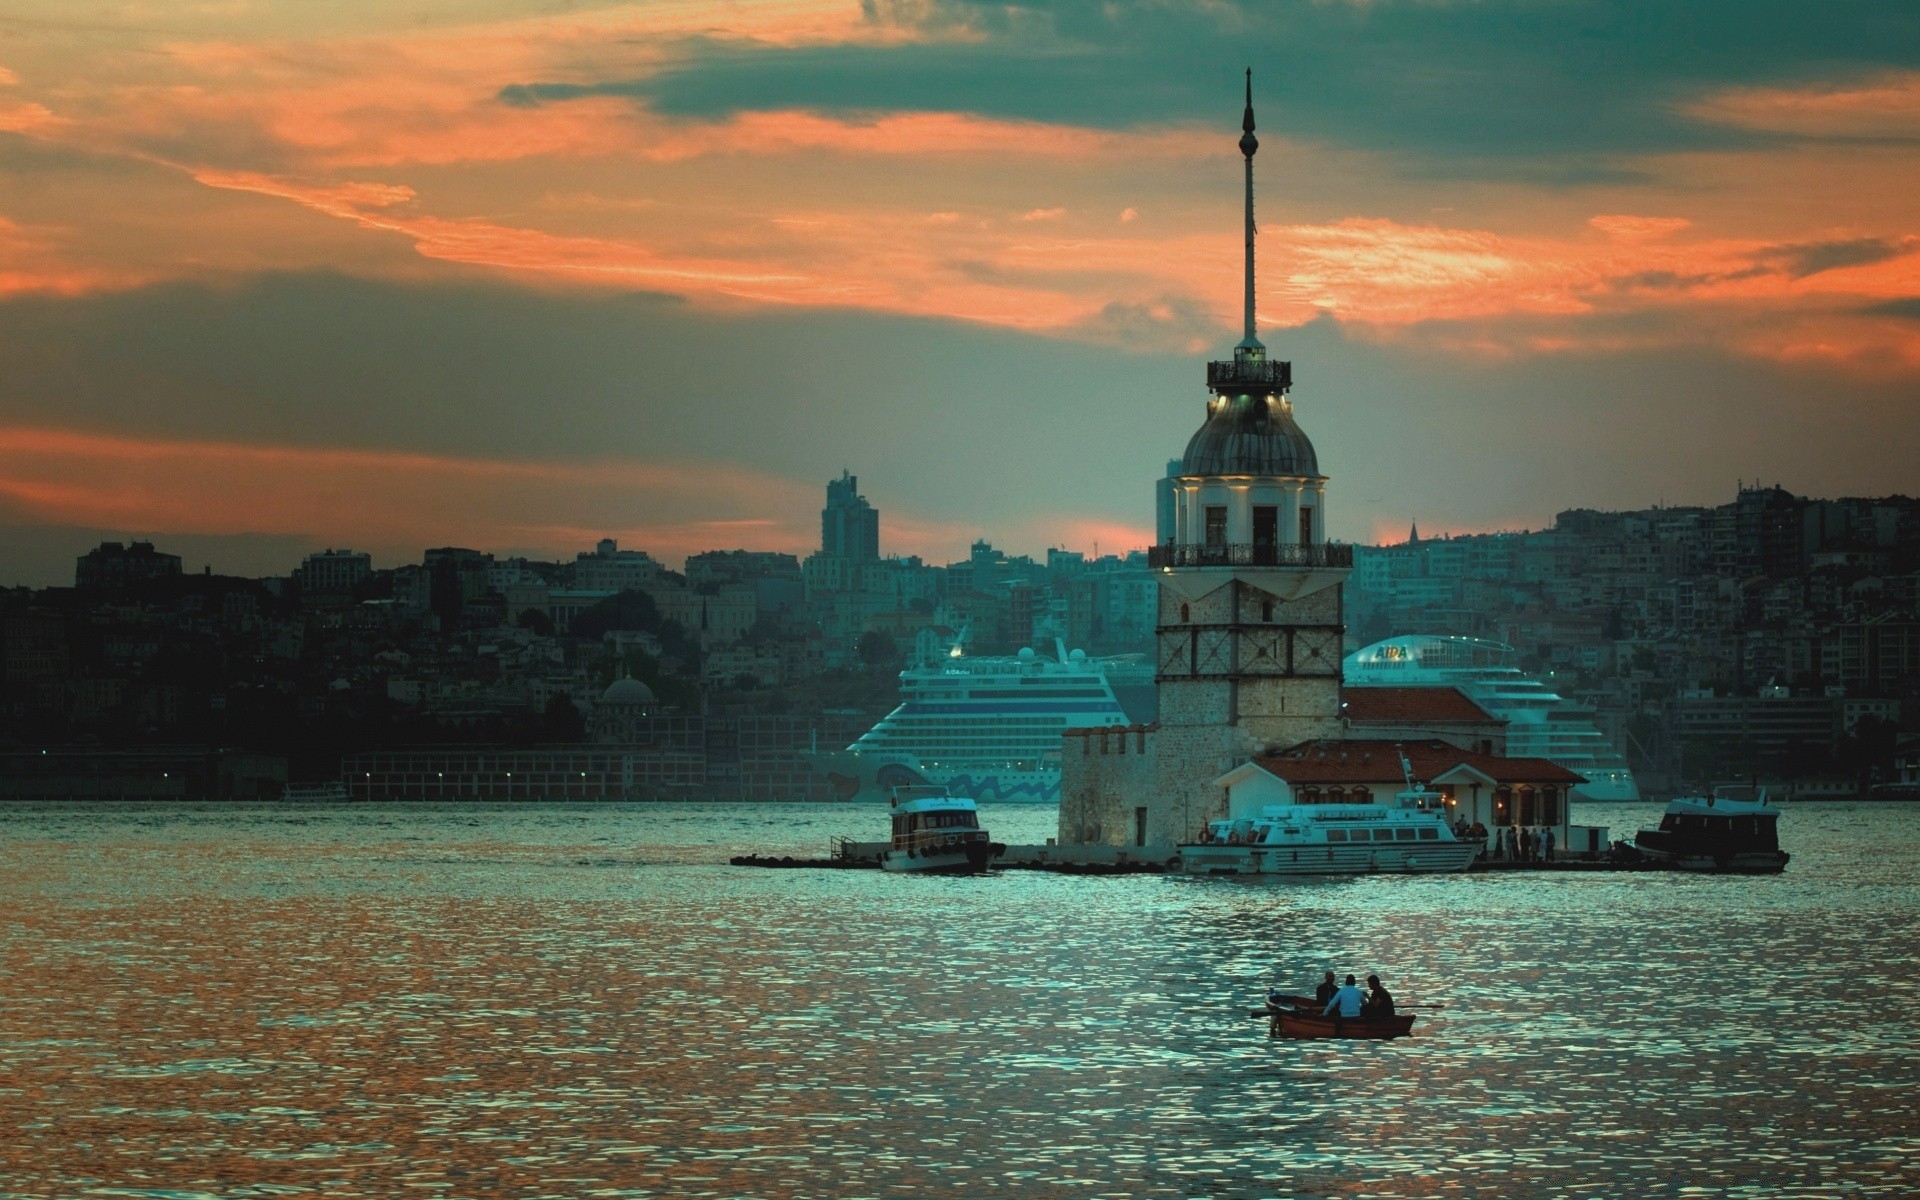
[1689,71,1920,139]
[0,2,1915,377]
[0,426,821,563]
[0,215,136,296]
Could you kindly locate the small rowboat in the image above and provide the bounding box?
[1273,1009,1416,1040]
[1250,1002,1420,1040]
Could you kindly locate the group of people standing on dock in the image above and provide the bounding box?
[1452,819,1556,863]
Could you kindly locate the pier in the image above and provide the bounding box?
[730,840,1673,874]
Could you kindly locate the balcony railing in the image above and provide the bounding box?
[1207,358,1292,391]
[1148,542,1353,569]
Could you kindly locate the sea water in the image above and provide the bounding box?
[0,801,1916,1198]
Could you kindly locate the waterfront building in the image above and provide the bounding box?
[1215,738,1583,852]
[593,675,659,740]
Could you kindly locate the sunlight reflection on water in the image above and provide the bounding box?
[0,801,1916,1198]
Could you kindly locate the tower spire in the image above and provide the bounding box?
[1239,68,1260,353]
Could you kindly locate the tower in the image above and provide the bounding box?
[1059,72,1352,848]
[822,471,880,562]
[1148,71,1351,829]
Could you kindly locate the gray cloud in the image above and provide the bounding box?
[498,1,1920,171]
[1761,236,1919,279]
[1864,297,1920,320]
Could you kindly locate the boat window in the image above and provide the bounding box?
[1418,827,1438,840]
[1396,828,1417,841]
[1373,828,1396,842]
[1325,829,1347,842]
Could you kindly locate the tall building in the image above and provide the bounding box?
[295,549,372,597]
[1060,72,1353,847]
[76,541,182,591]
[821,471,879,562]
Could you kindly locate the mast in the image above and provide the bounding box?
[1239,68,1260,352]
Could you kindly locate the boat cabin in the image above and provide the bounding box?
[888,786,983,850]
[1653,789,1782,854]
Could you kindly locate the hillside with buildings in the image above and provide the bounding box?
[1348,486,1919,794]
[2,477,1914,800]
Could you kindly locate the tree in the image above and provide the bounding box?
[568,589,662,640]
[856,631,898,668]
[542,693,585,742]
[516,607,554,636]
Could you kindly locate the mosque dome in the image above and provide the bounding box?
[1180,393,1319,477]
[601,676,656,705]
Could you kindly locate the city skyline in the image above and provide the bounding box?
[1,2,1917,585]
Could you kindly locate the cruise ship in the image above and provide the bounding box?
[808,642,1146,804]
[1343,635,1642,802]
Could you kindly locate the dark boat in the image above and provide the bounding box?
[1633,786,1789,874]
[1272,1007,1416,1040]
[1254,998,1418,1039]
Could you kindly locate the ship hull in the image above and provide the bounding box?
[806,751,1060,804]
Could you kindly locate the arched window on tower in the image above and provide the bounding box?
[1180,603,1190,623]
[1261,600,1274,622]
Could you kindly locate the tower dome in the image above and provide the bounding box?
[1180,394,1318,477]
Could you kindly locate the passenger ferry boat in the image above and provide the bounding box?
[1346,635,1641,802]
[809,642,1145,804]
[281,782,351,803]
[1180,777,1478,877]
[1633,786,1789,874]
[882,786,1001,874]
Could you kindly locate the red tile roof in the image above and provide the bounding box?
[1251,738,1585,785]
[1340,686,1499,725]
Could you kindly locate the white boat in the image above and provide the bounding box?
[883,786,1001,874]
[281,782,351,803]
[1180,759,1478,876]
[1345,635,1641,802]
[1633,786,1789,873]
[808,641,1145,804]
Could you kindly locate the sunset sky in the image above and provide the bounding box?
[1,0,1917,584]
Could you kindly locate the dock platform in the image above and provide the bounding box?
[731,840,1677,875]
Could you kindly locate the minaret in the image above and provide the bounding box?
[1145,70,1351,835]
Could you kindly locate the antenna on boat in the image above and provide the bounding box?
[1396,744,1415,791]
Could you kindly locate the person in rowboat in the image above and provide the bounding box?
[1323,974,1365,1021]
[1314,971,1339,1008]
[1362,974,1395,1019]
